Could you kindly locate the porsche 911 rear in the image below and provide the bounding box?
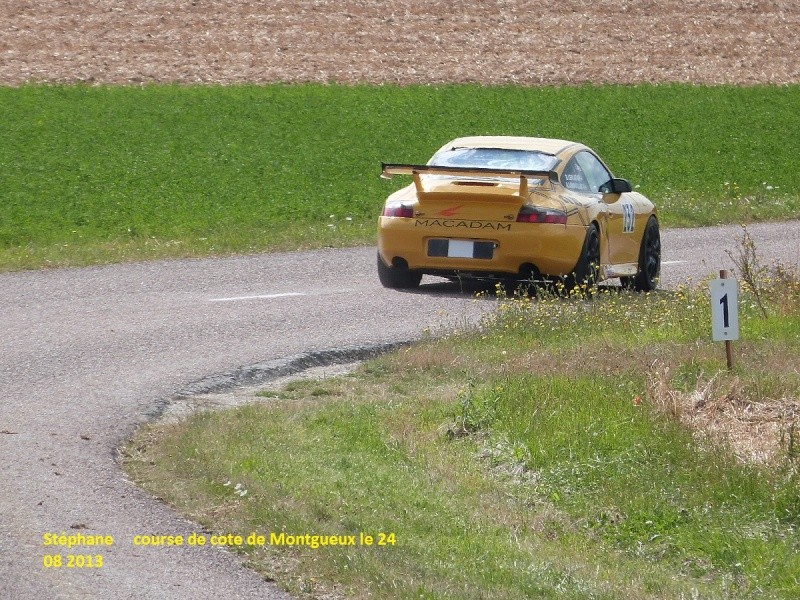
[377,164,588,288]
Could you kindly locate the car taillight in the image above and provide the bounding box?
[516,206,567,225]
[383,204,415,218]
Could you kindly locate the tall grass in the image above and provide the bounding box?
[460,373,800,590]
[2,83,799,269]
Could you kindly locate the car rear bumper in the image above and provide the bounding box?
[377,217,587,278]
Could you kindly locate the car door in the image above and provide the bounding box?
[572,151,638,266]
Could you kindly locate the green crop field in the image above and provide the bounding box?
[2,83,799,271]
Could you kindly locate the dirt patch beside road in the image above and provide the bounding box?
[2,1,798,86]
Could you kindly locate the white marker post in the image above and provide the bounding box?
[709,269,739,370]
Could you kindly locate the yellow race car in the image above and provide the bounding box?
[377,136,660,292]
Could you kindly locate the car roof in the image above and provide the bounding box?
[441,136,586,157]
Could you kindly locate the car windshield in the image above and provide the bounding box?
[429,147,558,172]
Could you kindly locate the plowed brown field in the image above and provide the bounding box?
[2,1,798,86]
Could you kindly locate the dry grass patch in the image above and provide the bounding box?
[647,363,800,466]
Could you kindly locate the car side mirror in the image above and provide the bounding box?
[600,178,632,195]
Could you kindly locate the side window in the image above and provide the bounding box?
[575,151,612,193]
[561,156,590,193]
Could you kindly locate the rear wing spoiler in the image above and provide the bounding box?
[380,163,558,197]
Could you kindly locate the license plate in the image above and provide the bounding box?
[428,239,494,260]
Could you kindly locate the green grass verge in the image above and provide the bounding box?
[3,83,799,270]
[123,264,800,599]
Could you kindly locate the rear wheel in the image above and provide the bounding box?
[377,254,422,289]
[622,216,660,292]
[566,223,601,294]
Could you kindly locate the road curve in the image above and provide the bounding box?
[1,221,798,599]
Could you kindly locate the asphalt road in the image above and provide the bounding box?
[1,221,798,599]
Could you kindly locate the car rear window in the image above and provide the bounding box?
[429,148,559,172]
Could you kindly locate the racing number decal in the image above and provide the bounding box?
[622,203,635,233]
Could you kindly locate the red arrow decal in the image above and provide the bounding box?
[437,205,465,217]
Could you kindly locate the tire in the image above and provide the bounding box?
[377,254,422,289]
[623,216,660,292]
[566,223,601,294]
